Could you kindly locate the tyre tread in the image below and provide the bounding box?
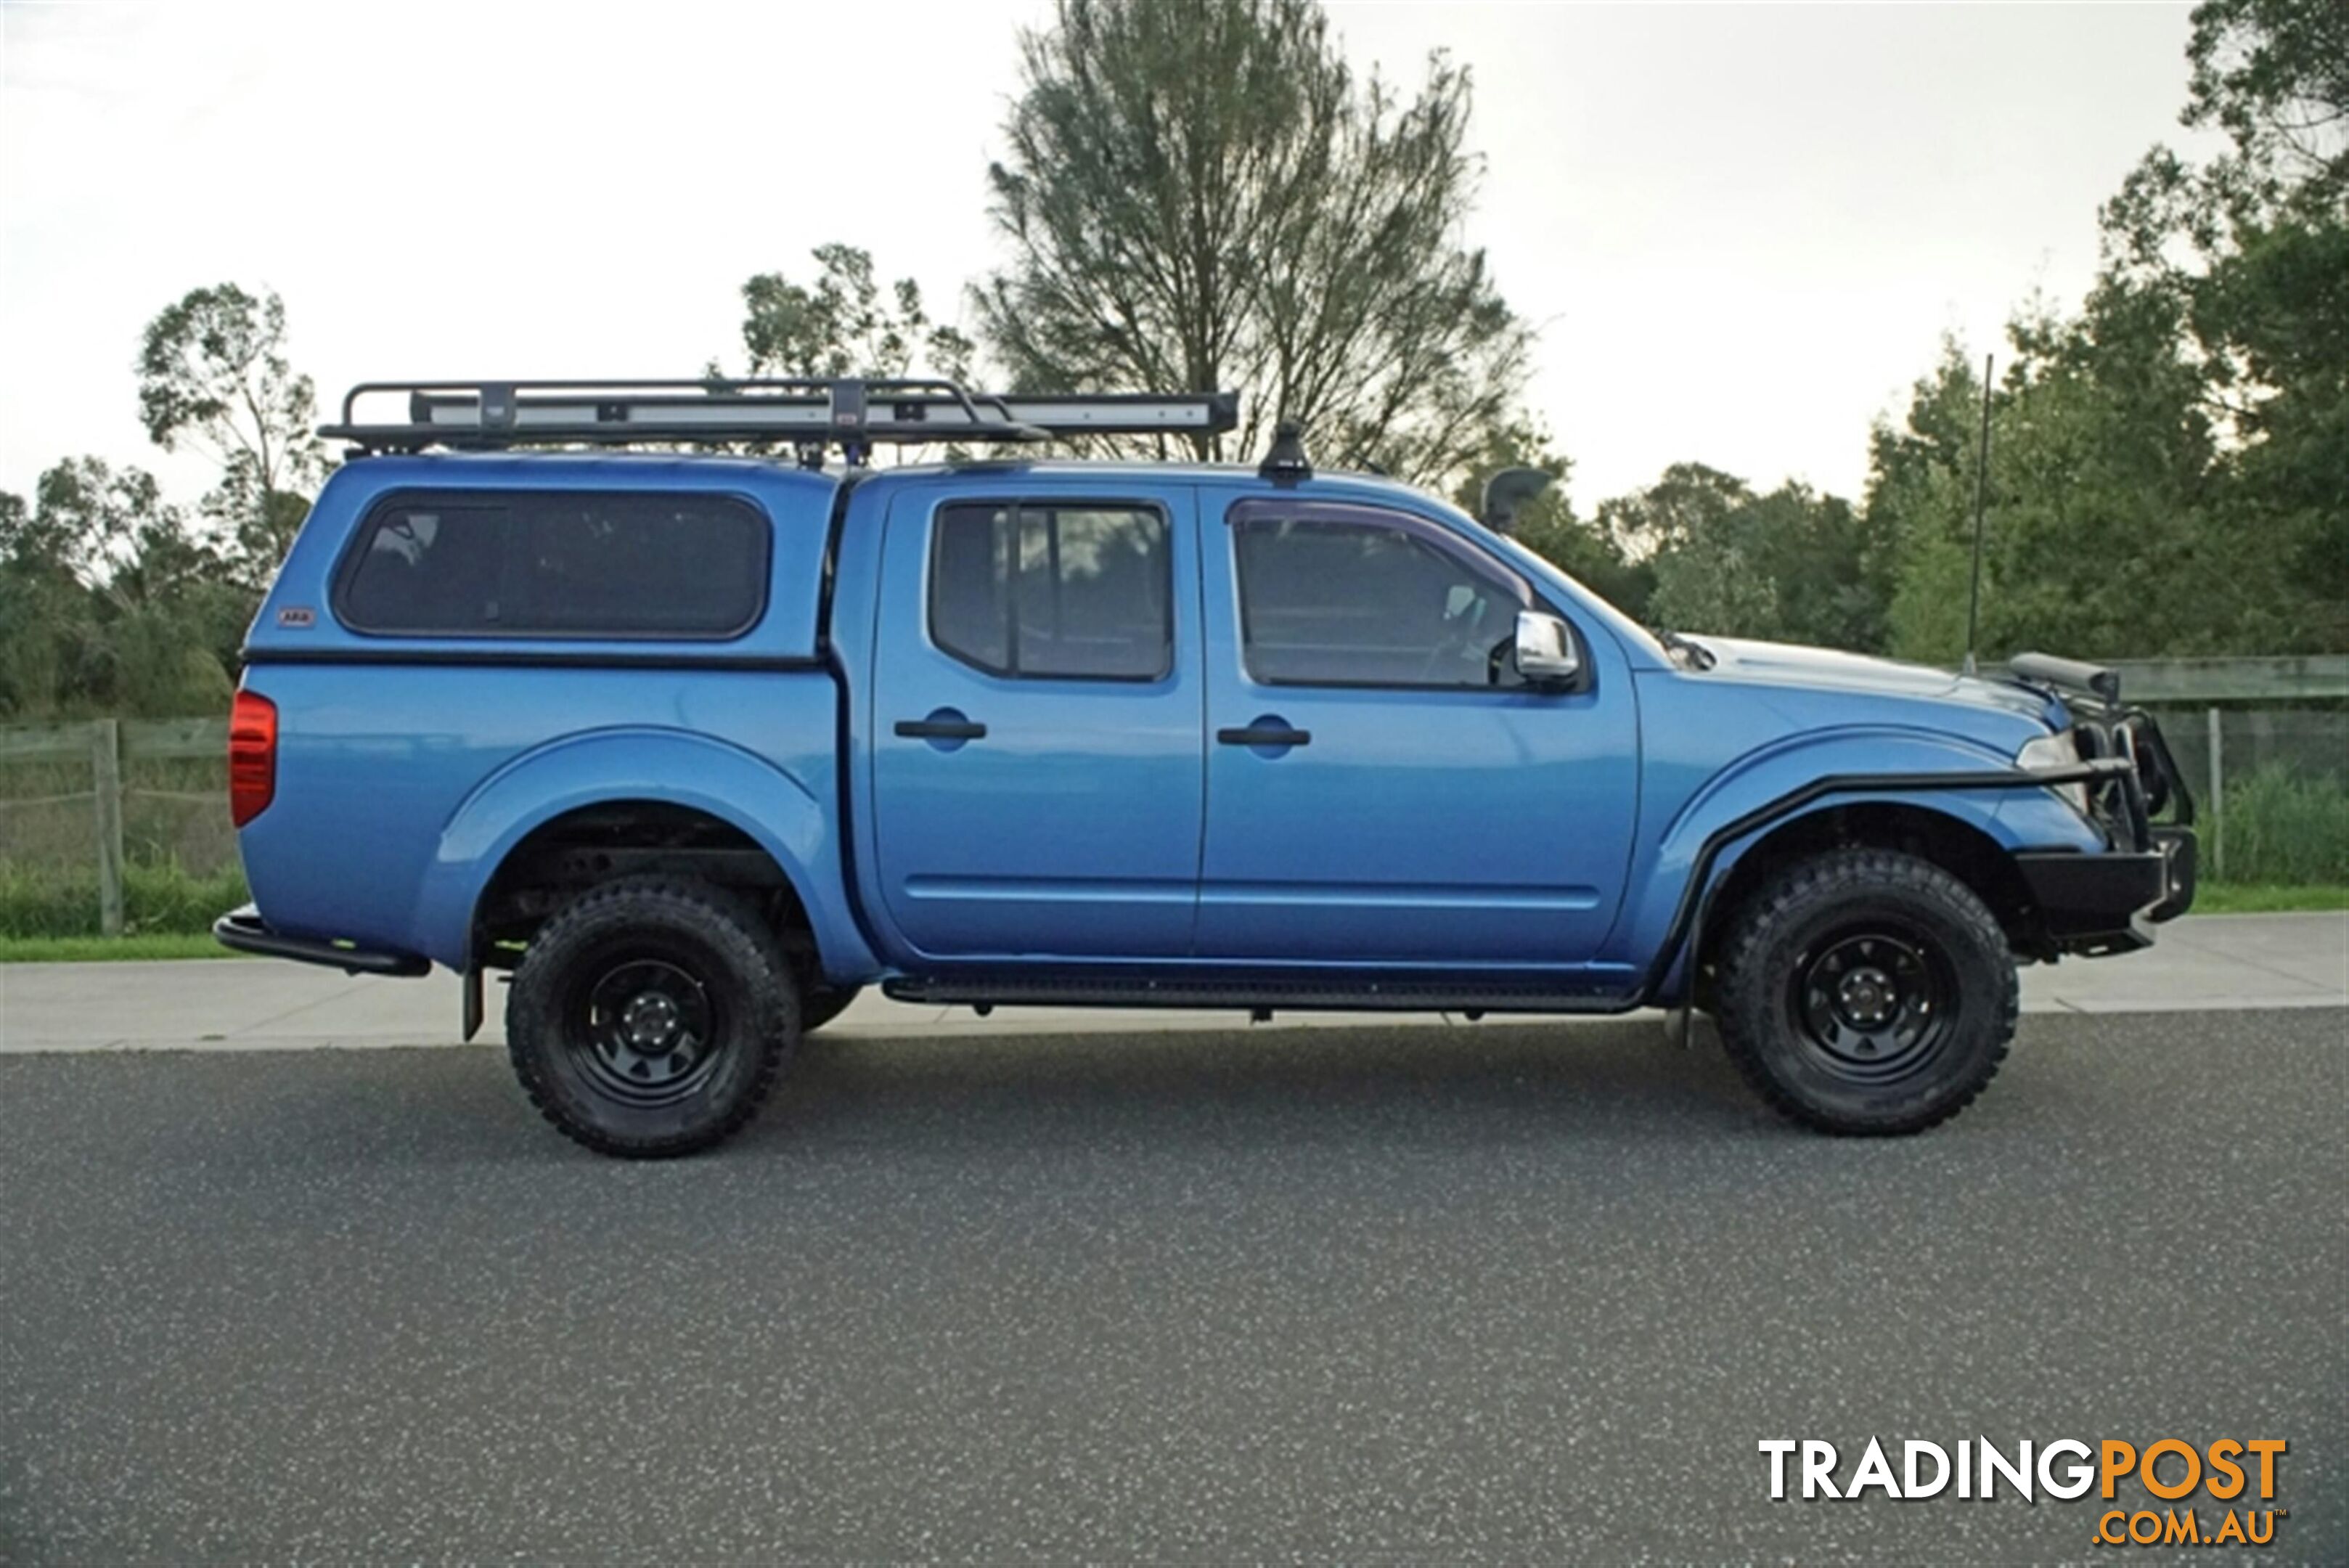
[1714,847,2017,1135]
[507,875,796,1158]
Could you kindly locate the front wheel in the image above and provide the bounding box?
[507,877,798,1157]
[1714,849,2017,1135]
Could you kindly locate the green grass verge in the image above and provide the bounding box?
[0,933,251,963]
[2189,883,2349,914]
[2213,767,2349,885]
[0,862,250,940]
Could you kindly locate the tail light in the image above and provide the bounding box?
[229,689,277,827]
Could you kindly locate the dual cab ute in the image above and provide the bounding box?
[218,377,2196,1156]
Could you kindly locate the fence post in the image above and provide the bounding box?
[91,718,124,937]
[2205,706,2225,884]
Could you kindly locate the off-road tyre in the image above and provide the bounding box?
[507,876,798,1157]
[799,984,863,1034]
[1714,848,2017,1135]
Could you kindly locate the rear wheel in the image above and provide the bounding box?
[507,876,797,1157]
[1715,848,2016,1135]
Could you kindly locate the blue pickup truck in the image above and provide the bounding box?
[217,377,2194,1156]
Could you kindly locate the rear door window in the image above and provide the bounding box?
[929,502,1172,680]
[337,491,769,637]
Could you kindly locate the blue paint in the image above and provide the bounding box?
[234,450,2133,1006]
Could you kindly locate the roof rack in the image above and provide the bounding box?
[321,377,1241,465]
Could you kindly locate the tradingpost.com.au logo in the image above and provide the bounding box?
[1760,1437,2289,1548]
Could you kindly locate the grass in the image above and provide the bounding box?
[2189,883,2349,914]
[0,933,250,963]
[2211,766,2349,885]
[0,861,248,940]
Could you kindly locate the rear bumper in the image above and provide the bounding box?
[213,904,431,977]
[2016,827,2197,956]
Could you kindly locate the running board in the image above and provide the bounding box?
[213,904,431,977]
[881,974,1641,1016]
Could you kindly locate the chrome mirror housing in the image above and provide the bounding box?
[1513,611,1580,687]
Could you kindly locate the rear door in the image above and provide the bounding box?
[869,484,1205,960]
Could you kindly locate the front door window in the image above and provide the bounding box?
[1233,510,1529,689]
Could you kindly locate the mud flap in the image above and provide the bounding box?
[461,965,484,1042]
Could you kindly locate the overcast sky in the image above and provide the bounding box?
[1,1,2210,515]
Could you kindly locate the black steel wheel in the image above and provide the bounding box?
[507,877,797,1157]
[1715,848,2016,1135]
[1788,927,1957,1086]
[568,957,720,1106]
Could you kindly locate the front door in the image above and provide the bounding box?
[870,488,1204,961]
[1197,495,1639,968]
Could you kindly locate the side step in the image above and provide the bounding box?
[213,905,431,977]
[881,973,1639,1016]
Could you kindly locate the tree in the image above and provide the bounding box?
[1594,462,1750,558]
[136,283,324,584]
[1863,1,2349,664]
[2101,0,2345,287]
[2180,0,2346,216]
[1646,529,1778,640]
[0,461,248,718]
[1501,458,1897,649]
[1870,304,2257,664]
[0,486,86,717]
[1596,463,1763,635]
[974,0,1536,486]
[17,459,163,589]
[1720,483,1892,652]
[2199,216,2349,644]
[1585,464,1890,648]
[736,244,974,383]
[2093,0,2348,650]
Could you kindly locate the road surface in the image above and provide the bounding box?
[1,1004,2341,1562]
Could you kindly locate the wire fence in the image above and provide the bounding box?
[0,719,240,935]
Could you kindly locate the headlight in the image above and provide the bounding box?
[2017,730,2088,814]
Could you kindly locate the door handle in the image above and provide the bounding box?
[896,717,987,740]
[1218,724,1311,747]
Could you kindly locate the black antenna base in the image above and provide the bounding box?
[1259,420,1312,486]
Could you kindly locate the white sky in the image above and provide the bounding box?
[1,1,2209,515]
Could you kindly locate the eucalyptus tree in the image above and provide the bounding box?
[136,283,324,587]
[975,0,1535,486]
[737,244,973,383]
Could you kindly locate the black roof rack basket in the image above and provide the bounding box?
[321,377,1240,463]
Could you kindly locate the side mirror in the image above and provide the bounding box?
[1513,611,1581,687]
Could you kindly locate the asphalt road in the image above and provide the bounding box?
[2,1010,2343,1564]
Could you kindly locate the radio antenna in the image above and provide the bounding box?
[1961,353,1994,677]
